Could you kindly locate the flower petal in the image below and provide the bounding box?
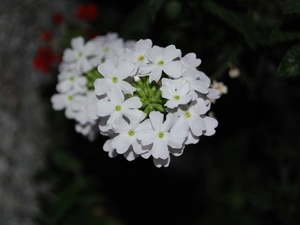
[71,36,84,50]
[153,157,170,168]
[163,61,182,78]
[149,66,162,82]
[94,78,110,96]
[119,80,136,95]
[111,134,131,154]
[97,59,116,78]
[123,109,145,123]
[165,132,184,149]
[63,49,76,62]
[137,130,157,145]
[122,96,142,109]
[51,94,66,110]
[149,111,164,131]
[162,45,181,61]
[189,115,206,136]
[103,139,118,158]
[96,99,114,116]
[116,61,135,79]
[123,149,139,161]
[203,116,218,136]
[152,140,169,159]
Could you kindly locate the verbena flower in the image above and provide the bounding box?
[137,111,185,167]
[94,59,136,97]
[96,90,145,127]
[139,45,182,82]
[50,32,223,168]
[62,36,98,73]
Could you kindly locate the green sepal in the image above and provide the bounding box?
[85,68,103,90]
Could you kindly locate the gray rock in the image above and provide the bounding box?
[0,1,79,224]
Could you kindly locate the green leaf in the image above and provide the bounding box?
[164,1,182,20]
[201,0,271,49]
[271,26,300,43]
[147,0,165,23]
[277,44,300,77]
[284,0,300,16]
[119,2,151,39]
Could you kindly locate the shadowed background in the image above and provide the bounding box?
[1,0,300,225]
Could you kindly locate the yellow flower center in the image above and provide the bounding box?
[157,60,164,66]
[112,76,118,84]
[128,129,136,137]
[158,131,164,139]
[185,111,191,118]
[173,95,180,100]
[115,105,122,112]
[138,55,145,61]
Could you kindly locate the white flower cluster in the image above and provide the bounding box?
[50,32,221,167]
[50,33,130,141]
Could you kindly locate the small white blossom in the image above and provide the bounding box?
[111,117,151,155]
[62,36,97,73]
[89,33,125,66]
[56,73,87,94]
[120,39,153,67]
[139,45,183,82]
[94,59,136,97]
[228,66,240,78]
[161,78,193,109]
[170,98,208,139]
[96,91,145,127]
[202,116,218,136]
[180,52,201,71]
[181,69,210,99]
[137,111,185,167]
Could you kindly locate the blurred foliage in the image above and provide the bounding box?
[36,0,300,225]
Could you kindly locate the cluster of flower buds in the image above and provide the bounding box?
[51,32,222,167]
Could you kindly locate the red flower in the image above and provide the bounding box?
[76,3,99,21]
[42,31,52,42]
[33,46,59,74]
[52,13,64,25]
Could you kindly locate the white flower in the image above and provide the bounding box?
[96,91,145,127]
[58,63,80,81]
[170,98,208,140]
[103,137,139,161]
[228,66,240,78]
[94,59,136,97]
[137,111,185,167]
[181,68,210,99]
[139,45,182,82]
[89,33,125,66]
[211,80,228,94]
[208,80,227,103]
[75,91,98,125]
[160,78,193,109]
[103,138,118,158]
[111,117,152,155]
[50,92,86,119]
[62,36,97,73]
[56,73,87,94]
[120,39,153,67]
[202,116,218,136]
[180,52,201,71]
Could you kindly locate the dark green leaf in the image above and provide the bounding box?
[284,0,300,16]
[271,26,300,42]
[201,0,271,49]
[277,44,300,77]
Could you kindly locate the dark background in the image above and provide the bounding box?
[1,0,299,225]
